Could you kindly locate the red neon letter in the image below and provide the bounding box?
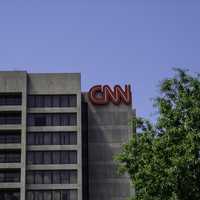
[88,84,132,105]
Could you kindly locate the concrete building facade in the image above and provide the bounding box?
[0,71,134,200]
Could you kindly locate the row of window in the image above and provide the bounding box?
[28,95,77,108]
[27,132,77,145]
[0,170,20,182]
[0,112,21,125]
[0,131,21,144]
[26,170,77,184]
[27,190,77,200]
[0,190,20,200]
[0,94,22,106]
[27,151,77,165]
[28,114,77,126]
[0,151,21,163]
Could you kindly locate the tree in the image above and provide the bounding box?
[115,69,200,200]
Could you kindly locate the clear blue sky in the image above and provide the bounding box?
[0,1,199,119]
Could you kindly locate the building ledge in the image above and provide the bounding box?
[0,143,21,149]
[27,145,78,151]
[28,126,77,132]
[0,105,22,112]
[27,164,78,170]
[28,107,77,113]
[26,184,78,190]
[0,163,22,169]
[0,182,21,188]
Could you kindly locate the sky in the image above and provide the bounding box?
[0,1,199,120]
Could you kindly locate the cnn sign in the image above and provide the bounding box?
[88,85,132,105]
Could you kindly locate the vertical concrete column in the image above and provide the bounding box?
[20,74,27,200]
[77,92,82,200]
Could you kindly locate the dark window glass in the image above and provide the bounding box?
[28,114,77,126]
[52,152,60,164]
[52,133,60,145]
[35,133,43,145]
[44,191,51,200]
[26,171,34,184]
[44,96,52,107]
[27,191,34,200]
[69,133,77,145]
[61,190,69,200]
[0,151,21,163]
[35,172,43,184]
[44,132,52,145]
[28,96,35,108]
[0,170,20,182]
[28,95,77,108]
[0,190,20,200]
[61,151,68,164]
[26,170,77,184]
[44,151,51,164]
[68,114,77,126]
[52,171,60,184]
[26,190,77,200]
[60,95,68,107]
[35,152,43,164]
[35,96,44,107]
[27,132,77,145]
[53,191,61,200]
[43,171,51,184]
[0,131,21,144]
[52,96,60,107]
[0,94,22,106]
[0,112,21,125]
[27,151,77,164]
[35,191,43,200]
[70,170,77,184]
[61,171,69,184]
[35,116,46,126]
[27,132,35,145]
[69,151,77,164]
[27,151,34,165]
[6,132,21,143]
[68,95,77,107]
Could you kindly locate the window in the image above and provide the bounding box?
[52,152,60,164]
[43,152,51,164]
[27,114,77,126]
[26,190,77,200]
[52,133,60,145]
[35,172,43,184]
[0,150,21,163]
[26,170,77,184]
[28,95,77,108]
[0,190,20,200]
[0,112,21,125]
[0,131,21,144]
[27,132,77,145]
[35,152,43,164]
[43,171,51,184]
[0,170,20,182]
[0,93,22,106]
[27,151,77,164]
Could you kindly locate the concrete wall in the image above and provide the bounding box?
[83,93,134,200]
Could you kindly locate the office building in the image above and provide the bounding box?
[0,71,134,200]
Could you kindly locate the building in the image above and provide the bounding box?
[0,71,134,200]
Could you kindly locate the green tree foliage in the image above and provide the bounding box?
[115,69,200,200]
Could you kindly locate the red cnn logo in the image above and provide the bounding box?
[88,85,132,105]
